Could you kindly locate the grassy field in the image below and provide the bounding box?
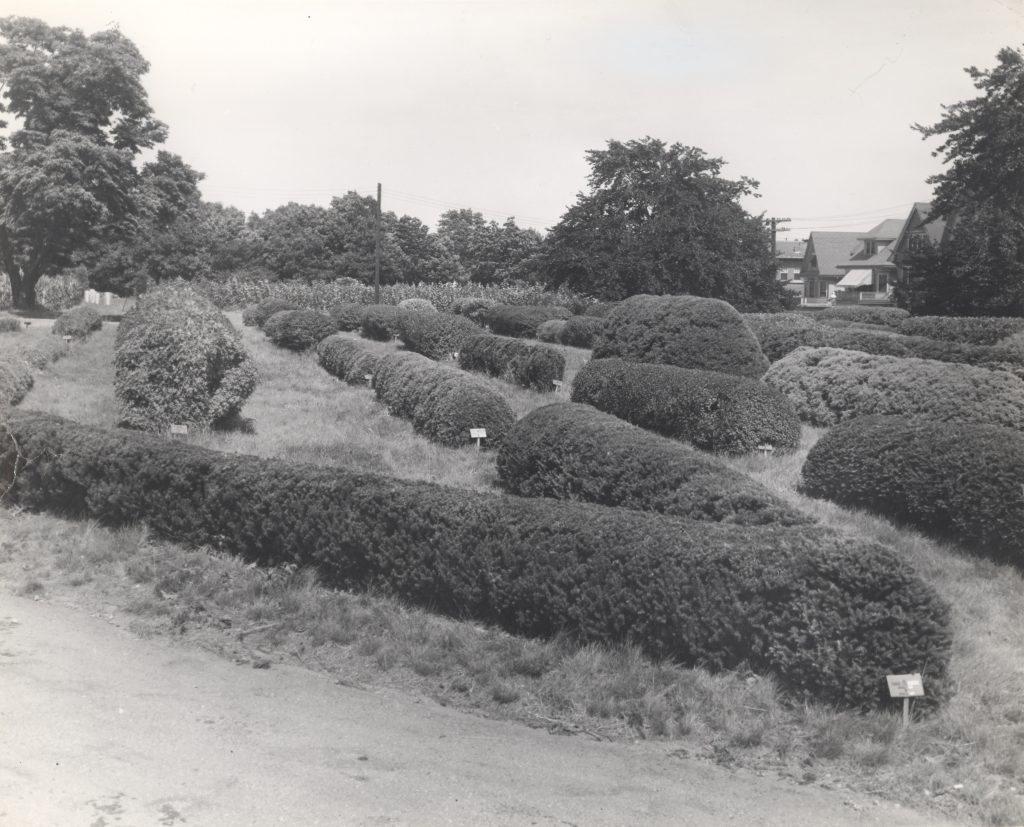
[3,314,1024,825]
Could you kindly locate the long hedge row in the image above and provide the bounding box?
[571,358,801,454]
[458,334,565,391]
[373,352,515,448]
[764,347,1024,429]
[316,335,382,385]
[0,410,952,708]
[801,416,1024,566]
[497,403,812,526]
[481,303,572,338]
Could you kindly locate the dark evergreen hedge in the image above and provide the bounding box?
[327,302,368,332]
[316,335,381,385]
[397,312,483,360]
[450,297,497,325]
[0,355,32,406]
[801,416,1024,566]
[898,315,1024,345]
[593,294,769,378]
[558,315,605,348]
[764,347,1024,428]
[361,304,405,340]
[582,301,620,318]
[536,319,567,343]
[816,306,908,328]
[458,334,565,392]
[263,309,337,351]
[497,403,812,526]
[242,298,297,328]
[52,306,103,339]
[571,358,800,454]
[481,304,571,338]
[373,351,515,448]
[0,410,952,709]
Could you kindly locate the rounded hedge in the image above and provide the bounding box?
[360,304,405,341]
[373,351,515,448]
[815,306,908,328]
[571,358,801,454]
[0,314,22,333]
[397,311,483,360]
[593,295,769,378]
[263,309,337,351]
[242,297,297,328]
[327,302,368,332]
[558,315,605,348]
[52,305,103,339]
[9,337,66,369]
[498,403,812,526]
[536,319,567,343]
[1,410,953,709]
[764,346,1024,429]
[450,296,497,325]
[0,355,32,406]
[316,334,382,385]
[582,301,620,318]
[481,304,571,338]
[898,315,1024,345]
[114,284,258,432]
[397,298,438,313]
[459,334,565,392]
[801,416,1024,566]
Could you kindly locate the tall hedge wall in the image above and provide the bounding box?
[497,403,812,526]
[571,358,800,454]
[481,304,571,338]
[316,335,382,385]
[373,351,514,448]
[0,410,952,708]
[801,416,1024,566]
[458,334,564,392]
[593,295,769,378]
[764,347,1024,429]
[114,284,258,432]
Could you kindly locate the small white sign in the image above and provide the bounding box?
[886,674,925,698]
[756,443,775,456]
[552,379,564,390]
[169,424,188,436]
[62,335,72,344]
[469,428,487,439]
[363,373,373,382]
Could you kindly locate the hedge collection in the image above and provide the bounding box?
[242,297,297,328]
[764,346,1024,429]
[114,283,258,432]
[52,305,103,339]
[316,335,382,385]
[801,416,1024,566]
[571,358,801,454]
[593,295,769,378]
[450,296,497,324]
[263,309,338,351]
[397,311,483,360]
[481,303,571,338]
[327,302,367,332]
[897,315,1024,345]
[0,410,952,709]
[815,306,908,328]
[0,314,22,333]
[536,319,567,343]
[458,334,565,392]
[497,403,812,526]
[361,304,406,341]
[0,355,32,406]
[373,351,515,448]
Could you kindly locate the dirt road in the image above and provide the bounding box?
[0,594,961,826]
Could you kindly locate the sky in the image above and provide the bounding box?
[6,0,1024,239]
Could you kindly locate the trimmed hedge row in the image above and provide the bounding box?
[536,319,567,343]
[9,337,66,369]
[242,297,297,328]
[898,315,1024,345]
[361,304,405,340]
[52,305,103,339]
[0,314,21,333]
[115,284,258,432]
[764,347,1024,429]
[327,302,368,332]
[458,334,565,392]
[397,311,483,360]
[263,309,337,351]
[571,358,801,454]
[594,295,769,378]
[481,303,571,338]
[0,355,32,406]
[0,410,952,708]
[450,296,497,324]
[373,351,515,448]
[316,335,382,385]
[397,298,437,313]
[497,403,812,526]
[816,306,908,327]
[801,416,1024,566]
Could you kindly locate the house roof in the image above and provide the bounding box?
[803,232,862,276]
[837,242,897,269]
[775,240,806,259]
[859,218,906,241]
[892,202,951,251]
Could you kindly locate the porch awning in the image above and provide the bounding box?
[836,268,873,288]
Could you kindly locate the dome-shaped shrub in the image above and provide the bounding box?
[397,312,482,360]
[450,296,497,324]
[115,283,257,432]
[361,304,405,340]
[593,294,768,377]
[327,302,368,332]
[0,355,32,406]
[52,305,103,339]
[398,298,438,313]
[242,297,297,328]
[536,319,567,343]
[317,335,382,385]
[481,304,571,338]
[263,309,337,351]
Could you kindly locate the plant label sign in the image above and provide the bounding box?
[552,379,564,391]
[469,428,487,449]
[169,424,188,437]
[62,335,72,346]
[886,674,925,698]
[363,373,373,383]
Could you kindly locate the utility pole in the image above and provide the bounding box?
[770,216,791,282]
[374,183,382,304]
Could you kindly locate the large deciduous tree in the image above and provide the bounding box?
[0,17,167,308]
[538,138,789,310]
[904,45,1024,316]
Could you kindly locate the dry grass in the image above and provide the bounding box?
[8,313,1024,825]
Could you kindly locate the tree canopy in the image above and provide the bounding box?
[538,138,790,310]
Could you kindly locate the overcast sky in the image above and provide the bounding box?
[8,0,1024,238]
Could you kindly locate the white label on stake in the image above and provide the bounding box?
[886,674,925,698]
[170,424,188,436]
[469,428,487,439]
[552,379,563,390]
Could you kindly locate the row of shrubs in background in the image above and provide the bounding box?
[572,358,801,455]
[114,283,258,432]
[537,315,606,348]
[802,416,1024,567]
[765,347,1024,430]
[498,403,811,526]
[458,335,564,392]
[373,352,515,449]
[0,272,86,313]
[0,410,952,709]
